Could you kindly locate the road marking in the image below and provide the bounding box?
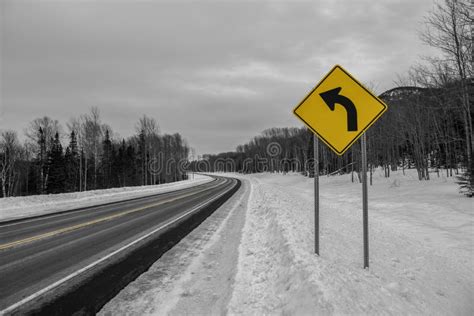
[0,178,217,228]
[0,178,236,315]
[0,181,225,251]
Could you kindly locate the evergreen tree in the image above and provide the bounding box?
[64,146,73,190]
[64,131,79,192]
[46,132,66,194]
[114,139,126,187]
[37,127,47,194]
[127,144,139,186]
[137,129,146,185]
[101,129,113,188]
[69,130,78,156]
[455,159,474,197]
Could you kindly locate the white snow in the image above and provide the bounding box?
[19,168,472,315]
[228,169,473,315]
[0,174,212,222]
[99,174,251,315]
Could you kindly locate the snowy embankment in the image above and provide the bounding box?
[101,169,472,315]
[229,170,473,315]
[100,174,251,315]
[0,174,212,222]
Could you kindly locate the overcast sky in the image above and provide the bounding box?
[1,0,438,155]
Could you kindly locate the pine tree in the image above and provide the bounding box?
[126,144,139,186]
[101,129,113,188]
[46,132,66,194]
[115,139,126,187]
[64,131,79,192]
[138,129,146,185]
[70,130,78,156]
[37,127,47,194]
[64,146,73,192]
[455,160,474,197]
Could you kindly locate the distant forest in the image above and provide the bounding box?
[0,108,190,197]
[191,0,473,197]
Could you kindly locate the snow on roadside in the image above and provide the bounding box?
[99,175,250,315]
[228,170,473,315]
[55,169,471,315]
[0,174,212,222]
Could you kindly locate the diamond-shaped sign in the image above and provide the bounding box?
[293,65,387,155]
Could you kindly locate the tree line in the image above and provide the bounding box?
[1,0,471,197]
[0,108,190,197]
[191,0,473,197]
[193,73,471,196]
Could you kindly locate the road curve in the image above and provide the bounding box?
[0,176,238,314]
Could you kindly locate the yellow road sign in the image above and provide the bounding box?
[293,65,387,155]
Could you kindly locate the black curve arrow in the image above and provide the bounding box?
[319,87,358,131]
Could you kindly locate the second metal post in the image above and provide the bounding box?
[314,134,319,255]
[361,133,369,268]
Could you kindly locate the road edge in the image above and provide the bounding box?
[4,178,241,315]
[0,176,216,226]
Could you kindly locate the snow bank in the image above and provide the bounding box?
[99,174,250,315]
[228,169,473,315]
[0,174,212,222]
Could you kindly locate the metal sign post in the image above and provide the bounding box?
[293,65,387,268]
[314,134,319,255]
[361,133,369,268]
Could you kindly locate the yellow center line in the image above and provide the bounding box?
[0,183,224,251]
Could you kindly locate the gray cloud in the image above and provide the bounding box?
[1,0,438,154]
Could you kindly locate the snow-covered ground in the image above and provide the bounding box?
[229,170,473,315]
[0,174,212,222]
[100,174,251,315]
[101,169,473,315]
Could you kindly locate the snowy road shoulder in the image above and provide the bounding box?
[99,175,250,315]
[96,170,472,315]
[0,174,213,222]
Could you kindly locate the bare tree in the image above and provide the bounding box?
[135,115,160,185]
[81,107,103,190]
[0,131,20,197]
[421,0,473,174]
[24,117,63,152]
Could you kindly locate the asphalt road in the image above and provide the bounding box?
[0,176,237,313]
